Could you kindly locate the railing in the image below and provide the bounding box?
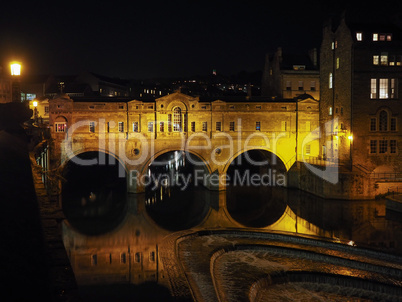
[371,173,402,180]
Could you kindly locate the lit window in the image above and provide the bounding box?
[216,121,222,131]
[118,122,124,132]
[133,121,139,132]
[370,118,376,131]
[336,57,340,69]
[390,79,396,98]
[373,33,378,41]
[387,34,392,41]
[390,140,397,153]
[380,52,388,65]
[89,121,95,133]
[379,79,389,99]
[356,32,362,41]
[379,34,386,41]
[331,42,335,50]
[329,107,333,116]
[379,110,388,131]
[148,121,154,132]
[379,140,387,153]
[370,140,377,154]
[229,121,235,131]
[168,114,172,132]
[202,122,207,132]
[329,73,333,89]
[173,107,182,132]
[256,121,261,131]
[55,122,66,133]
[370,79,377,98]
[373,55,379,65]
[160,121,164,132]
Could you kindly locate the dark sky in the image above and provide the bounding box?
[1,1,401,79]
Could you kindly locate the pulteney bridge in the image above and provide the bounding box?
[49,92,319,193]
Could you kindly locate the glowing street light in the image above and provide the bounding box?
[10,62,21,76]
[348,135,353,141]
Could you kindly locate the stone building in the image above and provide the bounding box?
[319,12,402,179]
[261,47,320,100]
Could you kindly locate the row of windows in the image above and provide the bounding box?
[370,111,397,131]
[285,81,317,91]
[370,140,397,154]
[355,32,392,42]
[373,53,402,66]
[56,120,312,133]
[91,251,156,266]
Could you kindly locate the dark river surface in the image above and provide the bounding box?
[60,151,402,300]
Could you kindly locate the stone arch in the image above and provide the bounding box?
[222,147,289,175]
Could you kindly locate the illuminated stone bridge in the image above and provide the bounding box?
[49,92,319,193]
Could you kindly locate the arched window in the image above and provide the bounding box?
[379,110,388,131]
[173,107,182,132]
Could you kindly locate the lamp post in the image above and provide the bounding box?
[10,61,22,102]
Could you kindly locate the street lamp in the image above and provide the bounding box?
[10,62,21,76]
[10,61,22,102]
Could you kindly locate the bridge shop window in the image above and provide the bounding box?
[191,121,195,132]
[173,107,182,132]
[148,121,154,132]
[118,122,124,132]
[229,121,235,131]
[160,121,164,132]
[168,114,172,132]
[89,121,95,133]
[55,122,66,133]
[202,122,207,132]
[256,121,261,131]
[132,121,139,132]
[216,121,222,131]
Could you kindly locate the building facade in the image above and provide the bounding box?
[261,47,320,101]
[320,13,402,177]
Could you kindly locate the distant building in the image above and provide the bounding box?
[261,47,320,100]
[319,12,402,179]
[0,67,12,103]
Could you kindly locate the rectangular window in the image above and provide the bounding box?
[149,251,155,262]
[379,140,387,154]
[298,81,303,90]
[370,118,376,131]
[370,140,377,154]
[373,33,378,41]
[160,121,164,132]
[305,144,311,155]
[229,121,235,131]
[370,79,377,98]
[390,79,396,98]
[336,57,340,69]
[44,106,49,114]
[380,52,388,65]
[148,121,153,132]
[202,122,207,132]
[329,73,333,89]
[216,122,222,131]
[256,121,261,131]
[310,81,316,91]
[89,121,95,133]
[373,55,379,65]
[191,121,195,132]
[135,252,141,263]
[168,114,172,132]
[55,122,66,133]
[379,78,389,99]
[356,32,362,41]
[286,81,291,91]
[281,121,287,131]
[329,107,333,116]
[91,254,97,266]
[391,118,397,131]
[118,122,124,132]
[133,121,139,132]
[120,253,127,264]
[390,140,397,153]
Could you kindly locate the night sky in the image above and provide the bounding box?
[1,1,401,79]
